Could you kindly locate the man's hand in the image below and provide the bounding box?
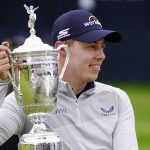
[0,42,11,80]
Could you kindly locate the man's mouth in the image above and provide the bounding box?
[89,64,101,71]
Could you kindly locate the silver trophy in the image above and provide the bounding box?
[8,4,70,150]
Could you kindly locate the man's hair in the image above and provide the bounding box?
[62,39,74,47]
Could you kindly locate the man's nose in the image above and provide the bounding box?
[96,49,105,61]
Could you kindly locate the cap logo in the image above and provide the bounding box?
[84,15,102,27]
[57,28,70,40]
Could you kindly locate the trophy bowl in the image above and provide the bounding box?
[11,41,59,116]
[8,5,70,149]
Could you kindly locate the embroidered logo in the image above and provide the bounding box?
[57,28,70,40]
[84,15,102,27]
[100,106,115,116]
[53,107,67,114]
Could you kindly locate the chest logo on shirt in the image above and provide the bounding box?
[100,106,115,116]
[53,107,67,114]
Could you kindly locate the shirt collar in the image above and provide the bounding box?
[58,80,96,97]
[76,81,95,98]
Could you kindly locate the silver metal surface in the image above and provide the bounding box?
[19,132,61,150]
[24,4,39,35]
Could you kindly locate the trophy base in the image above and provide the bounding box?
[18,132,61,150]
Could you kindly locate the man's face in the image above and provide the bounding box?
[65,39,106,84]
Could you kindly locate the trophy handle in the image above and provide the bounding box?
[57,44,70,80]
[7,54,16,81]
[7,54,22,98]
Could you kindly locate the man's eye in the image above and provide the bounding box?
[102,44,105,49]
[88,45,96,48]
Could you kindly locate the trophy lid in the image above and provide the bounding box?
[12,34,54,54]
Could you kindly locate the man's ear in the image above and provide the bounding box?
[55,41,63,48]
[55,41,66,56]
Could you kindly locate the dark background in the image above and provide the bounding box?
[0,0,149,82]
[0,0,149,149]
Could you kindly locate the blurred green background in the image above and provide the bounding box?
[106,81,150,150]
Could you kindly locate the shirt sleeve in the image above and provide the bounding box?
[112,89,139,150]
[0,92,25,145]
[0,79,9,105]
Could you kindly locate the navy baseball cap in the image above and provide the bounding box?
[50,9,122,46]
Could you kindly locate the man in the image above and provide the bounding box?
[0,9,138,149]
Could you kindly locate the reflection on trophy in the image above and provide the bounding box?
[9,4,70,150]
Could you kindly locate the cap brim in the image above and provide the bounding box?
[73,30,122,43]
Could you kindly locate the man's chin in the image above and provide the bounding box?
[87,75,99,82]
